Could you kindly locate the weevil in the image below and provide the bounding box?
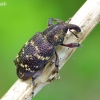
[14,18,81,85]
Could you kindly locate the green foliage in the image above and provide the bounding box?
[0,0,100,100]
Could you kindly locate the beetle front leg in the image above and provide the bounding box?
[48,18,64,26]
[60,43,81,48]
[32,68,44,87]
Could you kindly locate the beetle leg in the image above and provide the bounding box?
[48,18,64,26]
[32,68,44,87]
[55,51,59,73]
[32,76,37,87]
[31,68,45,97]
[60,43,81,48]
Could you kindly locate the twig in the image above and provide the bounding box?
[1,0,100,100]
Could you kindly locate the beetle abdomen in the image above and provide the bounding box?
[14,32,54,79]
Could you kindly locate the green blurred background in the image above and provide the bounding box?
[0,0,100,100]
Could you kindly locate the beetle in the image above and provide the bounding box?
[14,18,81,85]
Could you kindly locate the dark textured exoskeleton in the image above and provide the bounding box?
[14,18,81,85]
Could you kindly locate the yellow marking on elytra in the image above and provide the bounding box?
[22,48,24,54]
[54,35,58,39]
[34,66,38,68]
[26,55,29,58]
[34,53,50,61]
[35,46,39,51]
[24,41,29,47]
[25,68,28,71]
[17,58,19,62]
[28,68,31,71]
[43,35,47,39]
[22,51,24,54]
[26,54,33,60]
[30,57,33,60]
[22,48,24,51]
[45,57,50,60]
[30,70,34,73]
[20,63,24,68]
[30,40,34,46]
[29,55,32,57]
[25,64,28,68]
[26,68,31,71]
[36,66,38,68]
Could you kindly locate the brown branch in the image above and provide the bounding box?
[1,0,100,100]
